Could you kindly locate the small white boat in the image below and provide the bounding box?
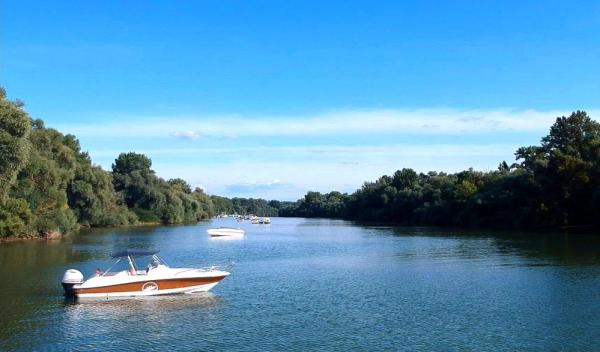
[61,250,230,298]
[206,227,245,237]
[263,217,271,224]
[250,216,259,224]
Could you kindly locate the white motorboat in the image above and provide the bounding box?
[62,250,230,298]
[263,217,271,224]
[250,216,259,224]
[206,227,245,237]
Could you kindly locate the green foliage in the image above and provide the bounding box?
[0,88,31,200]
[168,178,192,193]
[0,198,32,238]
[210,195,233,214]
[111,153,216,224]
[0,87,218,237]
[192,188,215,220]
[279,191,348,218]
[131,207,161,223]
[112,152,153,175]
[514,111,600,227]
[68,163,137,227]
[7,125,80,236]
[112,152,159,209]
[210,195,280,216]
[0,87,138,237]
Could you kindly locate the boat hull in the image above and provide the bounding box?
[207,228,244,237]
[73,275,228,298]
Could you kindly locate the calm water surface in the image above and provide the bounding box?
[0,218,599,351]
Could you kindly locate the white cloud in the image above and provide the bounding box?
[54,108,599,139]
[89,143,519,159]
[99,144,521,200]
[50,107,599,199]
[170,130,203,140]
[240,179,283,186]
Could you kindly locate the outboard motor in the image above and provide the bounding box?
[62,269,84,296]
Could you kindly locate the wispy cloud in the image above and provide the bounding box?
[89,143,521,200]
[88,144,518,159]
[225,179,294,195]
[170,130,203,140]
[49,107,599,199]
[55,108,598,139]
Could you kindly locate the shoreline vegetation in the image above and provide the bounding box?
[1,87,599,240]
[279,113,600,232]
[279,114,600,232]
[0,87,282,240]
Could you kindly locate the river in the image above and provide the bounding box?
[0,218,599,351]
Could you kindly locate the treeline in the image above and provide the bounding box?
[0,88,219,238]
[210,196,282,217]
[2,86,598,236]
[281,111,600,230]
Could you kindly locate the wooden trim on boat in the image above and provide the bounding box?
[74,276,227,294]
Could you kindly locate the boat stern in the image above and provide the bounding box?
[61,269,84,297]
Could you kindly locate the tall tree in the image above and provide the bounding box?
[0,88,31,200]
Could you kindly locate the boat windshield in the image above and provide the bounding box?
[146,255,165,269]
[99,254,167,276]
[97,258,132,276]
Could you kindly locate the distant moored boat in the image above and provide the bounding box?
[207,227,245,237]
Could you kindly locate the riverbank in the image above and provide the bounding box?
[0,222,166,244]
[0,219,206,243]
[3,213,597,244]
[0,231,62,243]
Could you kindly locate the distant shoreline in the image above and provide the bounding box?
[4,216,598,244]
[2,89,599,240]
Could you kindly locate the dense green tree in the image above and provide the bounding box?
[515,111,600,227]
[112,152,158,209]
[210,195,281,216]
[168,178,192,194]
[210,195,233,215]
[111,153,215,224]
[0,88,138,237]
[68,159,137,227]
[192,187,215,219]
[280,191,349,218]
[392,168,418,190]
[0,198,32,237]
[8,124,80,236]
[0,88,31,200]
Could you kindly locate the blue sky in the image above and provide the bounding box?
[2,1,599,200]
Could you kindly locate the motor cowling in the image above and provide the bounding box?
[62,269,84,296]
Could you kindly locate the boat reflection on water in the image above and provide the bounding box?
[61,293,223,345]
[64,292,221,315]
[207,227,245,238]
[209,234,245,241]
